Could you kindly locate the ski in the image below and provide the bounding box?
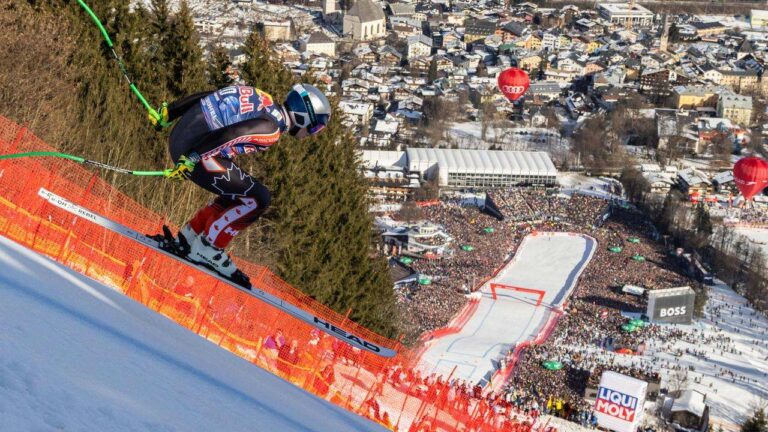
[38,188,396,358]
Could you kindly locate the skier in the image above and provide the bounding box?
[149,84,332,284]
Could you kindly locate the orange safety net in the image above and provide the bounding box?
[0,116,534,432]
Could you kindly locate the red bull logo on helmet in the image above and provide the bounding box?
[256,89,274,111]
[595,387,638,422]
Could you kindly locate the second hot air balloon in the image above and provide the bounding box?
[734,156,768,200]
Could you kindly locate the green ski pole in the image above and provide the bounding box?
[76,0,161,121]
[0,152,167,177]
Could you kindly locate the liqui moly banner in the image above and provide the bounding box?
[594,371,648,432]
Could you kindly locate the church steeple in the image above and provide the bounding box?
[659,13,670,52]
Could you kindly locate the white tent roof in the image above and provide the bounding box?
[405,148,557,176]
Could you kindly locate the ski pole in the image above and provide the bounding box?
[0,152,167,177]
[76,0,161,122]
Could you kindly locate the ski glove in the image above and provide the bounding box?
[148,102,170,131]
[165,153,199,181]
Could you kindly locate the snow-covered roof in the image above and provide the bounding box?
[678,168,711,186]
[339,101,373,116]
[649,286,695,299]
[360,150,407,169]
[529,81,561,95]
[348,0,385,22]
[712,170,734,185]
[644,172,676,186]
[406,148,557,176]
[671,390,707,418]
[374,119,400,134]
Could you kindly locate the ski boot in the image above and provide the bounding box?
[186,232,251,289]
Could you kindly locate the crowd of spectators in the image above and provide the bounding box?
[726,206,768,226]
[388,189,610,339]
[243,187,767,432]
[490,207,691,426]
[383,189,713,429]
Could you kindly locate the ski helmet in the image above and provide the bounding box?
[284,83,331,138]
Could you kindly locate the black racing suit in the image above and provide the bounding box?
[166,86,288,248]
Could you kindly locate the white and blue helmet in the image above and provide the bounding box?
[284,83,331,138]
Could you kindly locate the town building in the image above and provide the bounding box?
[407,35,432,59]
[751,9,768,27]
[464,19,496,44]
[673,86,720,110]
[717,94,753,126]
[259,20,293,41]
[343,0,386,41]
[691,21,726,38]
[301,31,336,57]
[718,70,758,93]
[640,69,689,97]
[677,167,712,196]
[597,3,654,28]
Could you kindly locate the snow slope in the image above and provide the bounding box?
[417,233,596,384]
[0,235,386,432]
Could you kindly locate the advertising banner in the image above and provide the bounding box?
[647,287,696,324]
[594,371,648,432]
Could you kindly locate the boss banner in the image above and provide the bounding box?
[647,286,696,324]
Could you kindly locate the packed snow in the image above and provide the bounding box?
[417,232,596,384]
[0,235,386,432]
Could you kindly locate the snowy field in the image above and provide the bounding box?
[417,232,596,384]
[556,279,768,431]
[653,281,768,428]
[734,227,768,261]
[445,122,568,159]
[557,173,624,200]
[0,236,385,432]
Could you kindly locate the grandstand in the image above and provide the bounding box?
[360,148,558,189]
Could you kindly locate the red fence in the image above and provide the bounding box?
[485,308,564,394]
[0,116,532,432]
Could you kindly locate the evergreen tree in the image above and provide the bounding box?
[695,203,713,238]
[150,0,173,94]
[208,43,234,88]
[742,409,768,432]
[239,31,399,336]
[241,31,293,95]
[427,56,438,82]
[166,0,208,96]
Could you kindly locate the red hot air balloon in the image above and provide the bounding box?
[733,156,768,200]
[497,67,530,102]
